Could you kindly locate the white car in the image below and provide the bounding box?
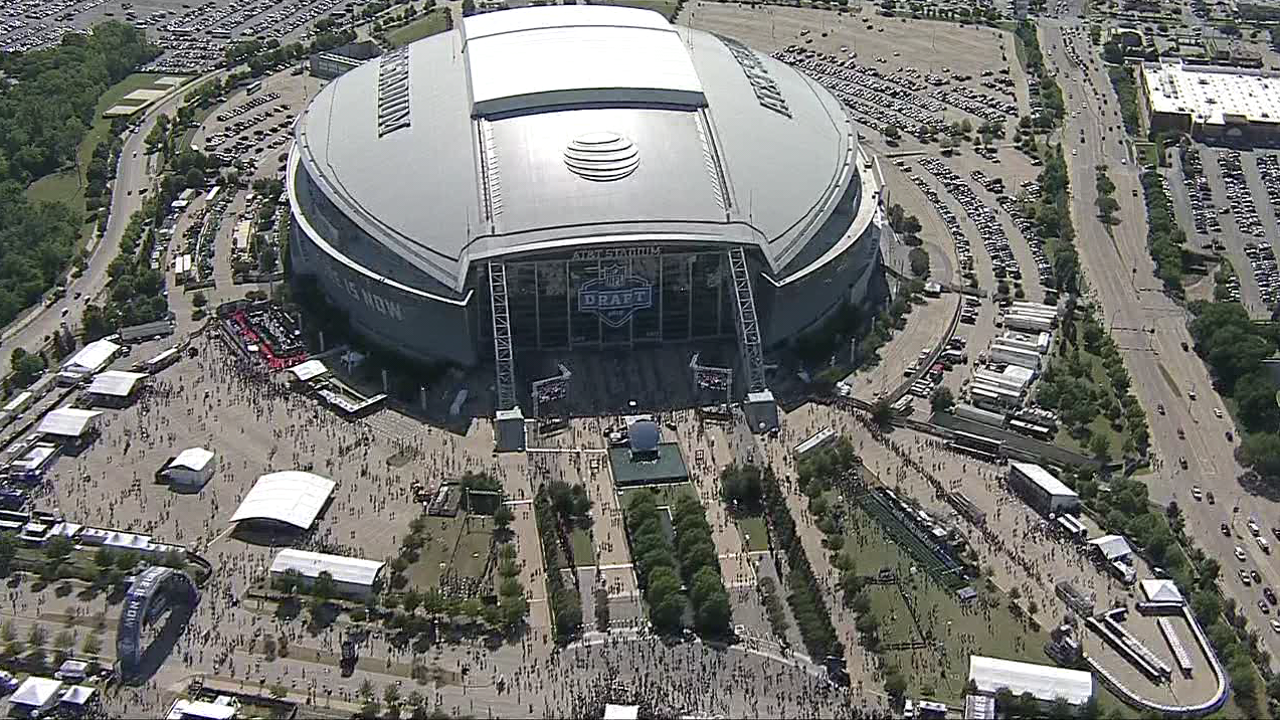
[1242,568,1253,585]
[1250,519,1261,536]
[1191,486,1203,501]
[1214,407,1223,418]
[1237,546,1248,561]
[1271,619,1280,633]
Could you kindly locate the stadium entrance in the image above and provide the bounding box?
[480,248,739,353]
[489,245,778,450]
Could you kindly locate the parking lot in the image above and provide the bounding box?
[1168,145,1280,318]
[0,0,367,71]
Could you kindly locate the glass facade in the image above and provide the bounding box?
[477,248,738,352]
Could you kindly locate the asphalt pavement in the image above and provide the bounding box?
[1041,19,1280,667]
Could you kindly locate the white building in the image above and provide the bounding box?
[1143,60,1280,138]
[36,408,103,441]
[164,448,217,487]
[269,548,386,599]
[59,339,121,383]
[85,370,148,406]
[967,655,1095,709]
[1008,462,1079,516]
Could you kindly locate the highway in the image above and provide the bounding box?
[0,74,214,379]
[1041,19,1280,667]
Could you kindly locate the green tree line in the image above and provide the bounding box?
[0,22,156,328]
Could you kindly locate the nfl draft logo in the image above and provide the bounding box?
[578,263,654,327]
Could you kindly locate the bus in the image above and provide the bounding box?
[245,80,262,95]
[1008,418,1053,441]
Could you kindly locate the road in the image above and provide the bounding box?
[1040,19,1280,667]
[0,74,214,378]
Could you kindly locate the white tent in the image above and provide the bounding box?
[603,705,640,720]
[1088,534,1134,562]
[10,676,63,712]
[1141,578,1185,604]
[87,370,148,398]
[59,685,97,708]
[166,447,217,486]
[288,359,329,383]
[230,471,336,529]
[37,408,103,438]
[968,655,1094,706]
[270,548,385,598]
[61,339,120,376]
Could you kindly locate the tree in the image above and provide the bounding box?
[192,291,208,308]
[870,400,894,428]
[1241,432,1280,479]
[270,685,288,700]
[493,504,514,531]
[930,386,955,413]
[313,571,336,602]
[81,633,101,656]
[720,465,764,511]
[27,623,46,648]
[882,124,901,141]
[1089,431,1111,461]
[908,247,930,277]
[9,348,45,387]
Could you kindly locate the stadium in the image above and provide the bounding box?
[287,5,886,411]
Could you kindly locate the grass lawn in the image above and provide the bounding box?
[590,0,678,19]
[25,73,178,251]
[405,514,494,590]
[843,506,1047,705]
[1135,142,1159,167]
[569,527,595,567]
[1051,322,1131,458]
[618,482,697,509]
[386,9,451,47]
[736,515,769,552]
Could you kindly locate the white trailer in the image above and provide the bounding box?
[1002,313,1055,333]
[989,344,1041,371]
[952,403,1007,427]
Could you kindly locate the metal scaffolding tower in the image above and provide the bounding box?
[727,248,767,394]
[488,261,518,412]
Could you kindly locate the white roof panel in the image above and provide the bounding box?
[230,471,336,529]
[37,408,102,438]
[87,370,148,397]
[1141,578,1184,604]
[464,7,705,117]
[270,548,384,587]
[1088,534,1134,561]
[171,447,215,472]
[62,339,120,374]
[1010,462,1078,500]
[289,359,329,383]
[1143,60,1280,127]
[11,676,62,707]
[968,655,1094,705]
[59,685,96,705]
[463,5,670,39]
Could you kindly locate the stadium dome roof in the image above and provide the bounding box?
[292,5,860,292]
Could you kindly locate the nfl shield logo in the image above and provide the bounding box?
[578,263,654,328]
